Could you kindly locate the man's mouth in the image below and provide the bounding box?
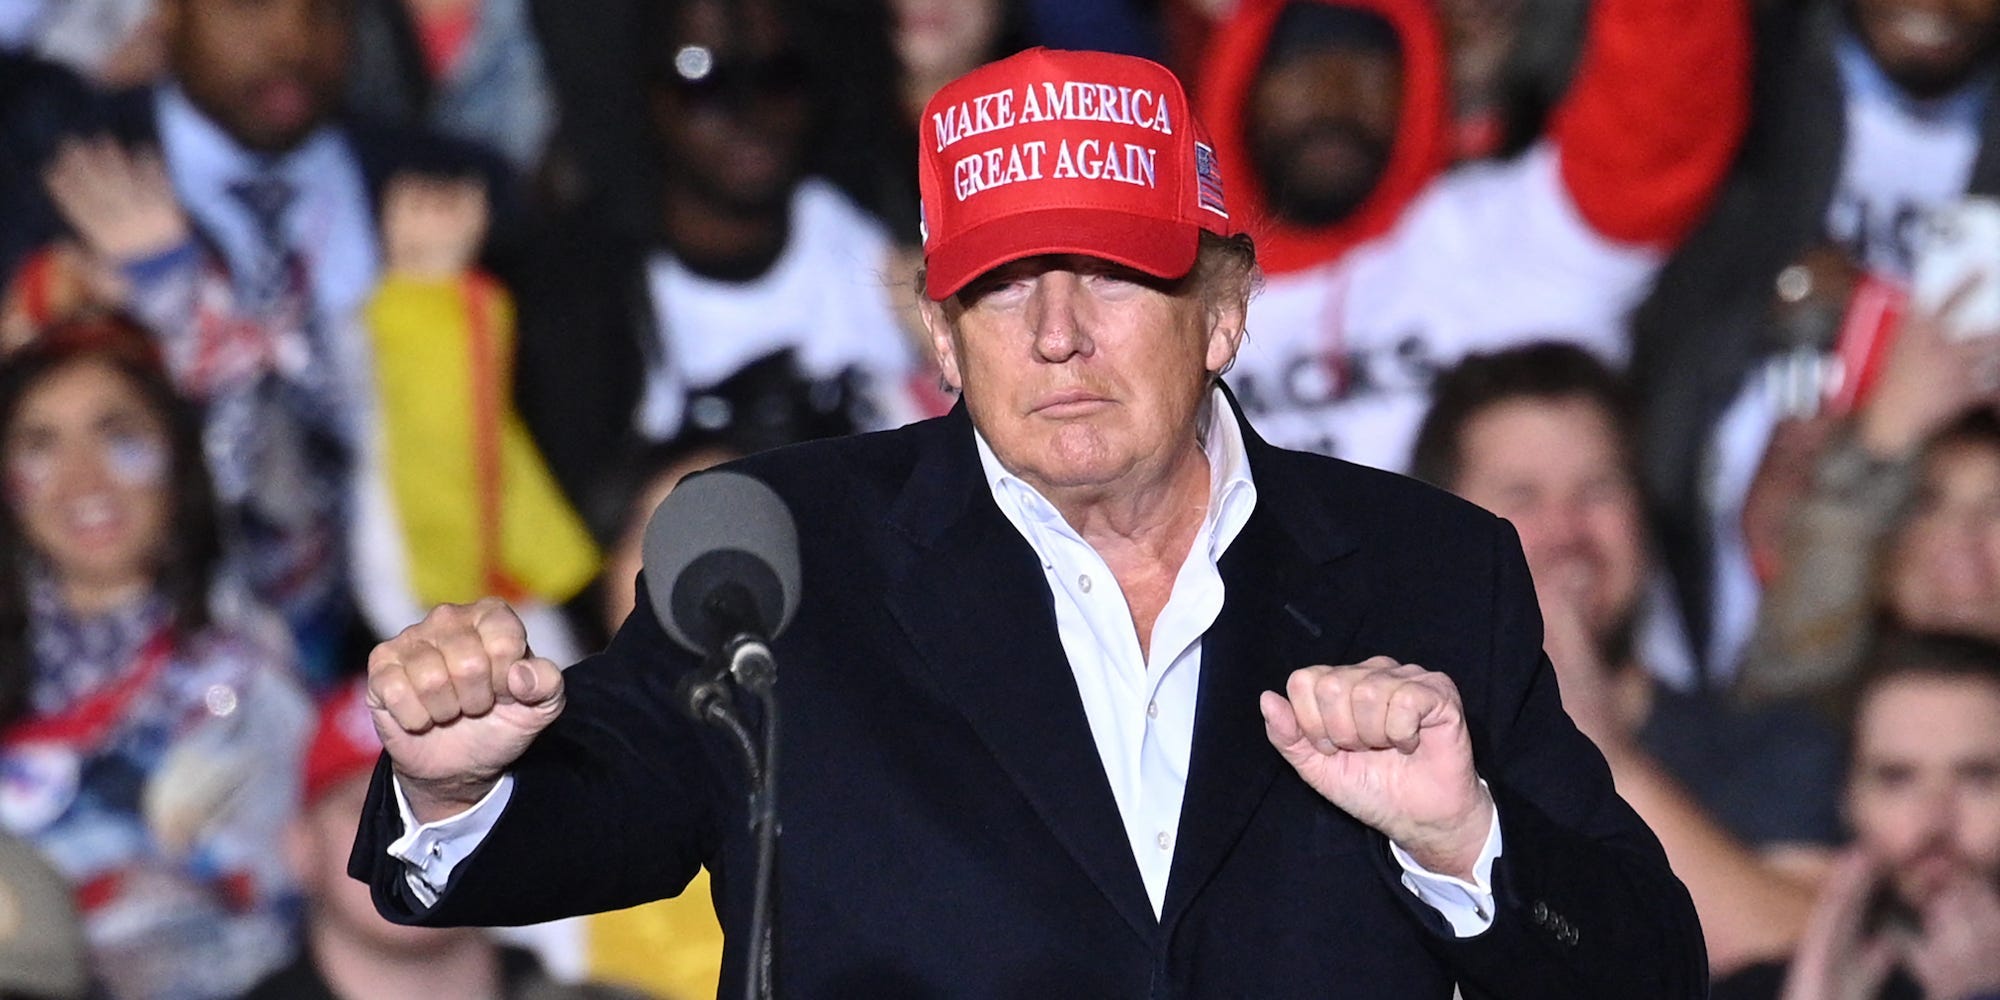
[251,77,314,128]
[1033,390,1112,416]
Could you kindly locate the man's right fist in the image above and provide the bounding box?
[366,598,566,823]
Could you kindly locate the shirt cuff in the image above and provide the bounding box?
[385,774,515,907]
[1390,799,1502,938]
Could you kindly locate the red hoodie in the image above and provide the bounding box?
[1197,0,1749,276]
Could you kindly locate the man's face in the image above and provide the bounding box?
[1246,45,1402,228]
[652,0,811,213]
[1852,0,2000,97]
[1847,673,2000,908]
[1887,440,2000,640]
[1450,397,1647,648]
[163,0,350,153]
[924,255,1245,496]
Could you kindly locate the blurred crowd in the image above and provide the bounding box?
[0,0,1998,997]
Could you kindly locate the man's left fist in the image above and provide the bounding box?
[1260,656,1494,880]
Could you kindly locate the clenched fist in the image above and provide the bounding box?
[1260,656,1494,880]
[367,598,565,823]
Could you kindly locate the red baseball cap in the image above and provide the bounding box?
[303,677,384,805]
[918,48,1237,301]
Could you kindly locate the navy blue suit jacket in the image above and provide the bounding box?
[351,399,1706,998]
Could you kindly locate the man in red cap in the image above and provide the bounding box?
[244,680,645,1000]
[351,49,1704,998]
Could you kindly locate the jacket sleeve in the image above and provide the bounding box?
[350,575,731,928]
[1734,430,1916,708]
[1375,517,1708,998]
[1551,0,1751,248]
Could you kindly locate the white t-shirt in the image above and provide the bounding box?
[635,178,920,440]
[1825,37,1985,279]
[1230,144,1656,474]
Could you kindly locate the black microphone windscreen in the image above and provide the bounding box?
[641,470,801,655]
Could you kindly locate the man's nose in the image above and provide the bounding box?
[1912,781,1962,840]
[1529,497,1591,552]
[1027,273,1095,363]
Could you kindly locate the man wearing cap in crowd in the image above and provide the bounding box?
[350,48,1705,997]
[246,680,647,1000]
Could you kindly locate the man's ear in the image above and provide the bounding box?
[919,298,964,391]
[1203,284,1249,378]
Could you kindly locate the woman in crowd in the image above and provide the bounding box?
[1738,289,2000,711]
[0,315,309,1000]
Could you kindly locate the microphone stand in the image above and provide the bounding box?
[679,636,781,1000]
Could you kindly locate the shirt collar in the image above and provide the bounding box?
[974,385,1259,560]
[154,83,347,207]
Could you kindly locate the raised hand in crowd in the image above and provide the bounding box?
[366,598,566,823]
[1261,658,1493,881]
[41,136,189,266]
[1856,275,2000,460]
[1778,850,1903,1000]
[380,174,490,280]
[1902,875,2000,1000]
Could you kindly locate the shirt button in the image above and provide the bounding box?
[1146,701,1159,719]
[1078,574,1093,593]
[1155,831,1171,851]
[427,841,442,858]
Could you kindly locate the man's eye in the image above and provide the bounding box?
[972,277,1033,303]
[1083,271,1141,294]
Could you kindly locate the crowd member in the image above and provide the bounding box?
[5,0,557,680]
[244,678,650,1000]
[1740,401,2000,710]
[0,316,310,1000]
[1414,343,1832,973]
[1192,0,1747,472]
[1633,0,2000,687]
[512,0,923,505]
[1732,270,2000,708]
[1713,633,2000,1000]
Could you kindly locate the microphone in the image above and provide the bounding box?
[642,470,802,692]
[640,470,795,1000]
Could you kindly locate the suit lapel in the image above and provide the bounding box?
[882,408,1159,940]
[1160,413,1367,930]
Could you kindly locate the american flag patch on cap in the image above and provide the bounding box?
[1195,142,1226,218]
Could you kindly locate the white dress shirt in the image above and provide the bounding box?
[390,388,1500,934]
